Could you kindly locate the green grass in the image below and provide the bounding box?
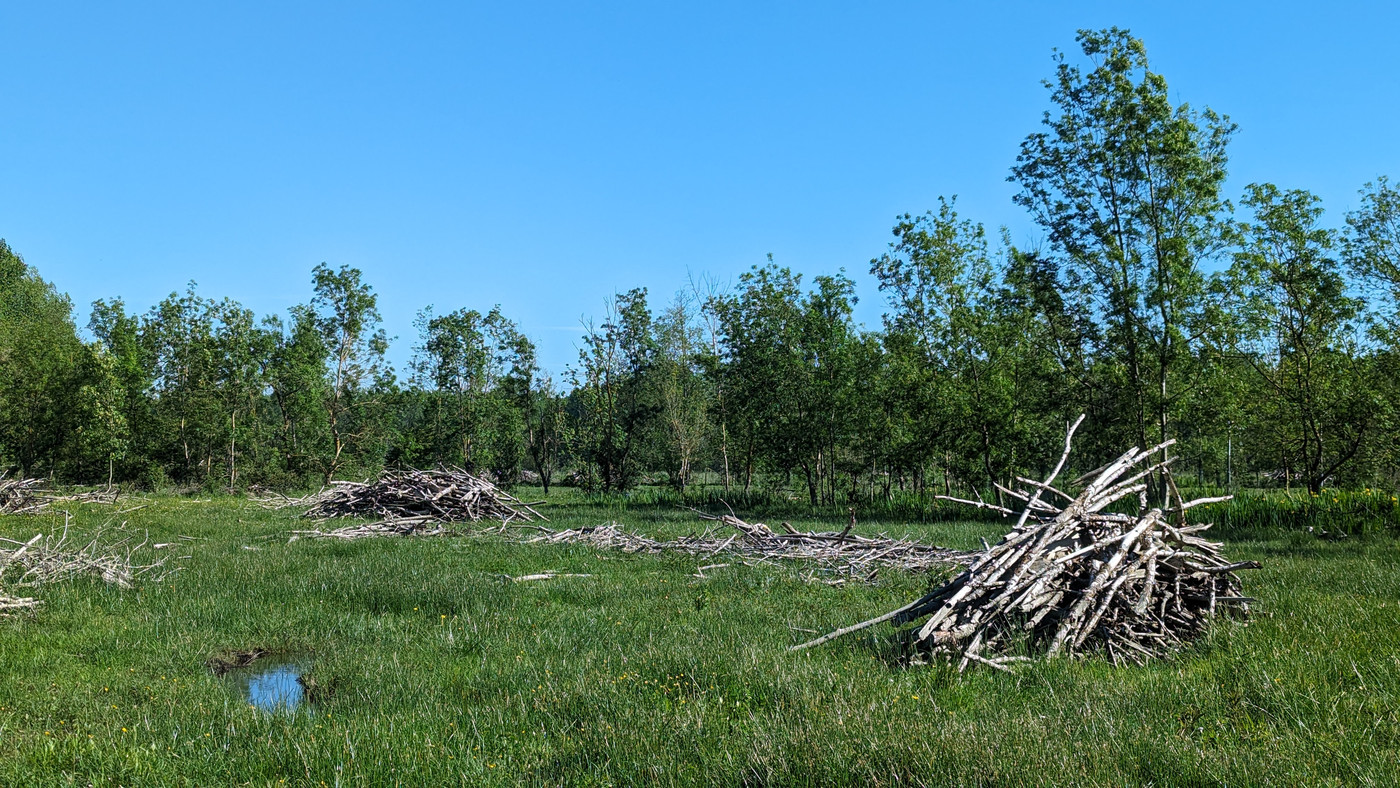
[1,496,1397,786]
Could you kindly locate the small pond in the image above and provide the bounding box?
[218,656,312,712]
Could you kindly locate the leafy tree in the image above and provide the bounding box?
[0,240,89,477]
[212,301,276,488]
[409,305,527,475]
[1346,176,1400,341]
[310,264,392,481]
[1011,28,1234,493]
[712,263,809,495]
[714,262,860,504]
[139,285,229,484]
[570,289,657,491]
[1217,184,1375,493]
[692,275,735,491]
[653,293,712,492]
[68,347,130,485]
[89,298,153,482]
[266,306,331,485]
[508,343,566,493]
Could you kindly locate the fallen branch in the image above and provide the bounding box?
[0,473,119,515]
[287,467,545,525]
[0,516,177,614]
[516,515,971,581]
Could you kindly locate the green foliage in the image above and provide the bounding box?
[5,28,1400,512]
[310,263,393,481]
[0,240,91,477]
[405,305,530,478]
[1217,184,1379,494]
[1011,27,1235,472]
[871,199,1067,498]
[1346,175,1400,340]
[570,288,659,491]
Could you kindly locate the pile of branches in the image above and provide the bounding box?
[518,512,971,582]
[1,474,119,515]
[793,416,1260,669]
[0,475,45,515]
[288,467,544,539]
[0,519,177,613]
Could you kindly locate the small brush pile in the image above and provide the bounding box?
[292,467,544,537]
[0,475,45,514]
[793,417,1260,670]
[0,474,120,514]
[0,519,176,613]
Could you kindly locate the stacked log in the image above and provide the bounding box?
[793,416,1260,669]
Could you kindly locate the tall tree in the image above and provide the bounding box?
[266,306,331,484]
[1346,176,1400,341]
[410,305,526,473]
[571,289,657,490]
[506,338,565,493]
[714,262,860,504]
[310,264,391,481]
[1217,184,1374,492]
[871,199,1017,496]
[653,293,711,492]
[0,241,89,477]
[89,298,153,482]
[1011,28,1234,493]
[140,285,225,483]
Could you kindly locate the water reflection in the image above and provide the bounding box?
[224,659,308,711]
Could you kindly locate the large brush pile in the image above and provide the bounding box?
[793,417,1260,670]
[299,467,544,531]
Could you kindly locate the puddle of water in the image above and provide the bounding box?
[221,658,311,712]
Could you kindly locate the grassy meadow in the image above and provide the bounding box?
[1,493,1397,786]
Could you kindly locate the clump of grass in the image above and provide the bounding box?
[1,497,1396,785]
[1198,489,1400,536]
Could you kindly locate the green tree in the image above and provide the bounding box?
[1346,176,1400,341]
[712,263,808,496]
[266,306,331,485]
[1217,184,1375,493]
[714,262,860,504]
[310,264,392,481]
[508,343,565,493]
[1011,28,1234,493]
[570,289,657,491]
[139,285,229,484]
[0,240,90,477]
[652,293,712,492]
[89,298,154,482]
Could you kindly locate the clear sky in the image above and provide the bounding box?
[2,2,1397,376]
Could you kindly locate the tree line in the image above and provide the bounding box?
[3,29,1398,500]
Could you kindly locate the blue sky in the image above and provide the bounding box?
[2,2,1397,376]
